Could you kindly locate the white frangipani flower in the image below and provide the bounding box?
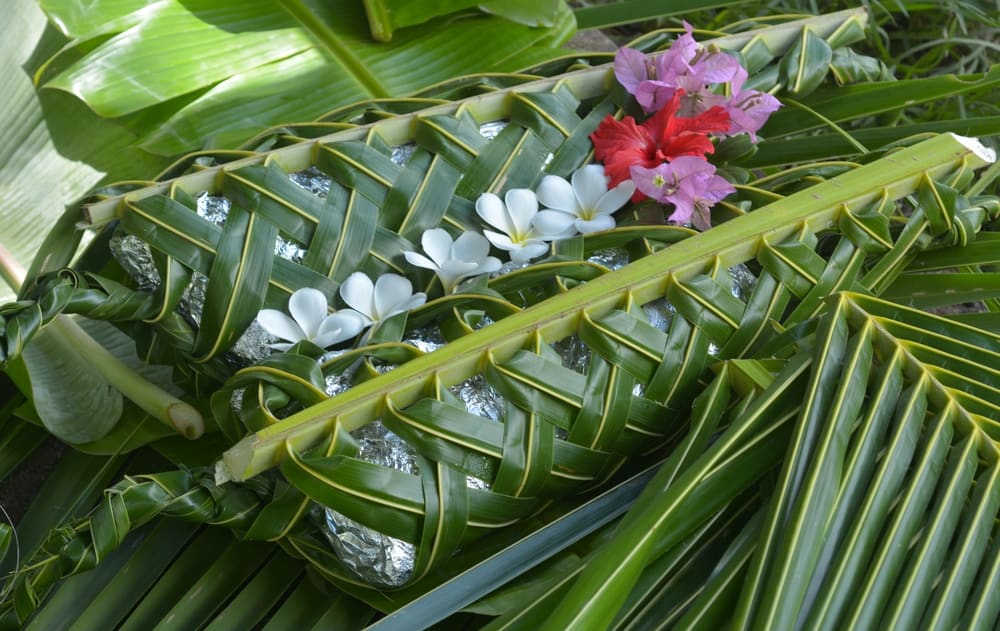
[340,272,427,325]
[534,164,636,236]
[257,287,366,351]
[475,189,551,264]
[404,228,502,293]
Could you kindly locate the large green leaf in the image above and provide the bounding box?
[362,0,563,42]
[11,325,123,444]
[0,1,98,301]
[0,0,170,303]
[37,0,577,156]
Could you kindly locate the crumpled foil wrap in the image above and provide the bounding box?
[109,192,306,365]
[587,247,630,271]
[322,419,418,588]
[321,324,503,587]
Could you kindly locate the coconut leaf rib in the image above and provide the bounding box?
[219,131,996,484]
[5,8,1000,626]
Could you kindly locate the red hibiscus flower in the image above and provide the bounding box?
[590,90,731,190]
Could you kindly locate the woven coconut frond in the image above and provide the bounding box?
[3,8,1000,626]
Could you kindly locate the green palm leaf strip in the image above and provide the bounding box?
[540,291,1000,628]
[77,9,869,228]
[217,132,994,484]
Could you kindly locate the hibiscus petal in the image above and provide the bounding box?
[571,164,611,211]
[339,272,376,321]
[452,231,491,262]
[374,273,415,319]
[421,228,453,267]
[504,189,539,237]
[576,215,616,234]
[595,180,636,215]
[536,175,578,215]
[590,115,653,187]
[288,287,328,338]
[532,209,577,238]
[257,309,306,344]
[475,192,514,235]
[404,251,439,272]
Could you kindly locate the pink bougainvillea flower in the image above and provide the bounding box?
[616,22,746,115]
[630,157,735,228]
[613,46,655,96]
[590,90,731,191]
[722,76,783,142]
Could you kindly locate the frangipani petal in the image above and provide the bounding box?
[477,256,502,275]
[313,310,366,348]
[483,229,517,251]
[504,189,539,237]
[452,231,492,262]
[533,209,577,238]
[404,251,440,272]
[510,241,550,264]
[595,180,636,215]
[257,309,306,344]
[339,272,376,322]
[421,228,454,267]
[395,292,428,314]
[288,287,328,338]
[571,164,611,210]
[374,273,416,319]
[476,193,514,235]
[440,259,481,281]
[536,175,579,214]
[576,214,616,234]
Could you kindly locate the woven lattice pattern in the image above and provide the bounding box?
[3,11,999,608]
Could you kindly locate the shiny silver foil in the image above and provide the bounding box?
[109,191,320,364]
[108,232,160,291]
[391,143,417,165]
[555,335,590,375]
[290,166,332,197]
[322,420,418,588]
[196,193,307,264]
[643,298,677,333]
[730,263,757,300]
[321,324,503,586]
[587,247,630,271]
[479,120,508,140]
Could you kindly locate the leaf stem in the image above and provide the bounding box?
[45,318,204,438]
[0,241,204,438]
[0,242,26,294]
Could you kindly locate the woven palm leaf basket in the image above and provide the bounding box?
[3,7,1000,628]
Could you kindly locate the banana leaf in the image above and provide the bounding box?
[3,5,1000,629]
